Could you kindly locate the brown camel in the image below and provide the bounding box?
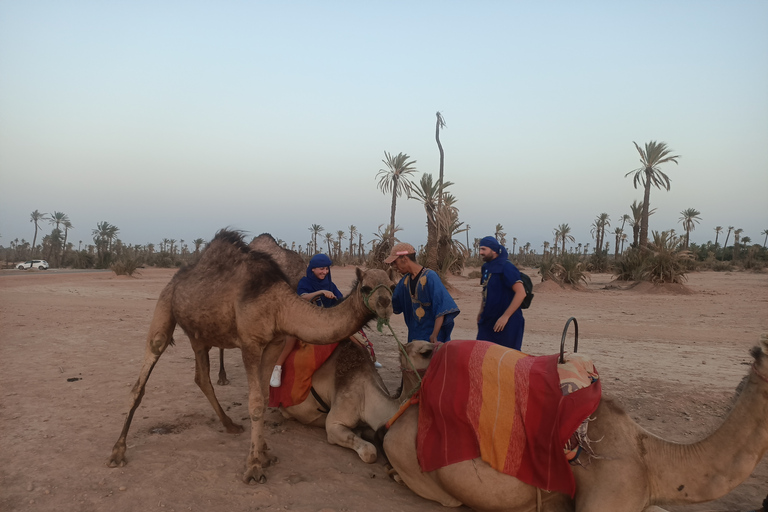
[277,339,432,462]
[383,334,768,512]
[107,229,396,484]
[215,233,305,385]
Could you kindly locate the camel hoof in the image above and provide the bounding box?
[225,423,244,434]
[217,377,230,386]
[108,445,127,468]
[242,467,267,485]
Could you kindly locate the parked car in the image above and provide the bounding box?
[17,260,49,270]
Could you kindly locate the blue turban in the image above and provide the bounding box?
[479,236,501,254]
[297,253,343,307]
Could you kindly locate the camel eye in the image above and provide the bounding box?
[390,284,396,292]
[361,285,372,294]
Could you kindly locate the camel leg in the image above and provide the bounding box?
[191,342,242,433]
[382,406,463,507]
[240,343,271,484]
[325,412,378,463]
[217,347,230,385]
[108,289,176,467]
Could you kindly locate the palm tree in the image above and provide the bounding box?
[336,230,346,261]
[714,226,723,247]
[347,225,357,262]
[465,224,471,258]
[609,227,622,259]
[376,151,418,244]
[308,224,324,254]
[723,226,734,249]
[733,228,744,260]
[761,229,768,249]
[678,208,701,249]
[62,219,73,264]
[193,238,205,255]
[494,224,506,246]
[434,112,447,245]
[409,173,455,269]
[512,237,517,256]
[558,223,575,255]
[552,227,561,258]
[30,210,48,256]
[625,140,681,250]
[324,232,334,256]
[591,213,610,254]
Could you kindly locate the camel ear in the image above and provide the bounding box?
[355,267,364,283]
[387,267,398,282]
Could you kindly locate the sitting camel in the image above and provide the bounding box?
[276,339,433,463]
[107,229,396,484]
[383,334,768,512]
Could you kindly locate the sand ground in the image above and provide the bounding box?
[1,266,766,512]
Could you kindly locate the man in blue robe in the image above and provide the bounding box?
[384,243,460,343]
[477,236,525,350]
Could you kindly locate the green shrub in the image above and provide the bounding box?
[111,258,141,277]
[641,231,692,284]
[614,248,646,281]
[557,253,590,286]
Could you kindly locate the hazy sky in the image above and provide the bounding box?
[1,1,767,254]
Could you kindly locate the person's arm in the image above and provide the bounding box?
[493,281,525,332]
[299,290,336,302]
[429,315,445,343]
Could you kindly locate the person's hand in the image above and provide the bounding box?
[493,314,510,332]
[322,290,336,299]
[429,332,438,344]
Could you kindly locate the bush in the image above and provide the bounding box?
[641,231,692,284]
[557,253,590,286]
[586,251,610,273]
[614,248,646,281]
[111,258,141,277]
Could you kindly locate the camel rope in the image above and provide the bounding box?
[362,284,423,395]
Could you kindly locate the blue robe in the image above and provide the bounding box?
[392,268,460,343]
[477,251,525,350]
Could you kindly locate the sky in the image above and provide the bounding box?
[1,1,767,255]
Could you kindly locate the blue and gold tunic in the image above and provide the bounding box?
[392,268,460,343]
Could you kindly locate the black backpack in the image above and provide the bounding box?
[519,272,534,309]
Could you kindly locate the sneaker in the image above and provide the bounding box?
[374,361,383,369]
[270,366,282,387]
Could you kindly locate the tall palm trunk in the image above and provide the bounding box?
[640,176,652,250]
[389,178,398,246]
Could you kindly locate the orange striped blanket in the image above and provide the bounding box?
[416,340,601,497]
[268,341,339,408]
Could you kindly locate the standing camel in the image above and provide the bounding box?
[383,335,768,511]
[108,229,395,484]
[215,233,305,385]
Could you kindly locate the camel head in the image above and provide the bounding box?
[353,267,396,321]
[401,340,437,374]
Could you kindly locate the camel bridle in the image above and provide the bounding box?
[361,283,424,394]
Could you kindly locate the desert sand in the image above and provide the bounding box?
[1,266,766,512]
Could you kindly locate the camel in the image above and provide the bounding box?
[277,339,432,462]
[215,233,305,385]
[107,229,396,484]
[382,334,768,512]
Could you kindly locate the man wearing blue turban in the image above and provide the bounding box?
[385,242,460,344]
[477,236,525,350]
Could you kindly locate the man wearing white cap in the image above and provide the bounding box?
[384,242,460,344]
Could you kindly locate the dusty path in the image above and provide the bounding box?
[1,267,766,511]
